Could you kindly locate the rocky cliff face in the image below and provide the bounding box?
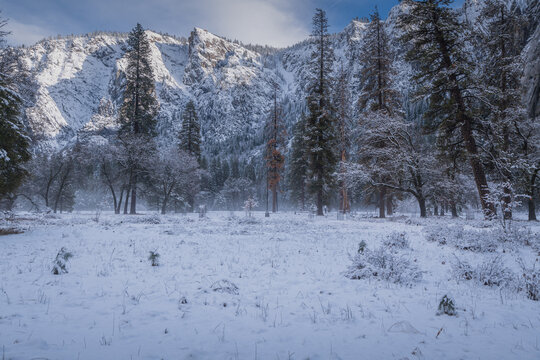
[9,0,539,157]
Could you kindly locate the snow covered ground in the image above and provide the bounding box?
[0,211,539,359]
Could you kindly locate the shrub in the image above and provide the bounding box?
[437,295,457,316]
[496,226,538,248]
[450,256,474,281]
[383,232,410,249]
[475,256,514,287]
[148,250,160,266]
[517,259,540,301]
[52,247,73,275]
[424,225,497,252]
[346,245,423,285]
[451,255,514,287]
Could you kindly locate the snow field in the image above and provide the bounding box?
[0,212,539,359]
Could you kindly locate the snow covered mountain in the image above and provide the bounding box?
[10,13,376,157]
[10,0,539,158]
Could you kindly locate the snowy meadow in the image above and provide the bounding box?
[1,211,539,360]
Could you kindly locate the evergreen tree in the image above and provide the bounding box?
[118,23,159,214]
[305,8,337,216]
[399,0,496,217]
[335,64,352,213]
[179,100,201,161]
[357,7,399,114]
[288,113,309,210]
[357,6,400,218]
[0,15,31,207]
[479,0,528,220]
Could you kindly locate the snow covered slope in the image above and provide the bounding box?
[12,19,372,156]
[11,0,538,157]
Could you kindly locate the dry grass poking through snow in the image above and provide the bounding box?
[0,211,539,359]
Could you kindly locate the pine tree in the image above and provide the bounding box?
[399,0,496,217]
[479,0,528,220]
[0,14,31,207]
[288,113,309,210]
[118,23,159,214]
[305,8,337,216]
[334,64,352,213]
[357,6,400,218]
[179,100,201,161]
[358,7,399,115]
[265,82,286,213]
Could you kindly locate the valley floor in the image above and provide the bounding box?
[0,211,539,359]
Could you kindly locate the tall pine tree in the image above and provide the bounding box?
[179,100,201,162]
[118,23,159,214]
[357,6,400,218]
[305,8,337,216]
[334,64,352,213]
[0,14,31,207]
[479,0,527,220]
[399,0,496,217]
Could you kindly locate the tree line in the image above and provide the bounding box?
[0,1,538,220]
[286,0,538,220]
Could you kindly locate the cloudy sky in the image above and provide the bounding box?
[2,0,464,48]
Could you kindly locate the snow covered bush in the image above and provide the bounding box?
[52,247,73,275]
[383,232,410,249]
[437,295,457,316]
[424,225,497,252]
[450,256,474,281]
[142,214,161,224]
[517,259,540,301]
[475,256,514,287]
[495,226,538,248]
[346,245,422,285]
[451,255,514,287]
[148,250,160,266]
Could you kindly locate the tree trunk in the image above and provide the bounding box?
[386,195,393,216]
[130,174,137,214]
[529,197,537,221]
[440,203,445,216]
[161,197,168,215]
[418,197,427,218]
[272,188,277,213]
[434,22,495,218]
[434,204,439,216]
[317,190,323,216]
[300,183,305,211]
[116,188,124,214]
[109,185,118,214]
[379,187,386,218]
[124,187,130,214]
[502,184,513,220]
[529,172,538,221]
[451,202,458,218]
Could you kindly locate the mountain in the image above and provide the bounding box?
[8,0,540,160]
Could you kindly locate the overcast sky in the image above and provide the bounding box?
[2,0,464,48]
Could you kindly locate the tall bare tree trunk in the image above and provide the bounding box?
[379,187,386,218]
